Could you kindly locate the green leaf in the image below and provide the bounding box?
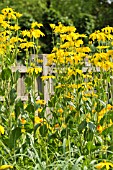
[86,141,95,152]
[102,125,113,135]
[25,103,34,113]
[1,68,12,80]
[63,138,66,154]
[39,124,48,137]
[25,76,32,87]
[34,123,41,134]
[84,128,93,141]
[8,127,22,149]
[15,99,23,120]
[25,103,34,122]
[24,122,33,133]
[78,120,87,133]
[0,87,5,96]
[13,70,20,83]
[108,145,113,152]
[9,88,17,105]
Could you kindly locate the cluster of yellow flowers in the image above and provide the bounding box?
[97,104,113,123]
[0,7,44,64]
[48,23,88,66]
[47,22,113,143]
[27,66,42,75]
[96,104,113,133]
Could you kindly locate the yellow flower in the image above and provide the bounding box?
[101,145,108,153]
[35,116,43,124]
[10,112,15,118]
[21,125,26,133]
[27,67,42,75]
[34,67,42,74]
[76,69,82,75]
[10,24,20,31]
[89,30,106,42]
[67,68,74,76]
[82,96,88,101]
[21,30,31,37]
[95,161,113,170]
[21,118,26,124]
[37,108,43,113]
[27,68,34,74]
[37,59,43,63]
[75,39,83,47]
[0,125,4,135]
[95,163,103,169]
[62,123,67,128]
[97,104,113,123]
[0,14,4,23]
[97,125,103,133]
[86,113,91,122]
[50,24,55,29]
[20,42,34,49]
[69,105,75,111]
[2,7,14,15]
[1,8,16,20]
[101,26,113,34]
[107,50,113,56]
[58,108,63,114]
[41,75,55,81]
[10,37,18,44]
[31,22,43,28]
[106,104,113,110]
[15,12,22,18]
[54,123,60,129]
[1,21,10,29]
[31,29,44,38]
[0,165,13,170]
[66,26,76,32]
[36,100,46,105]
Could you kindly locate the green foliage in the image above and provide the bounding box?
[74,13,95,35]
[40,8,73,53]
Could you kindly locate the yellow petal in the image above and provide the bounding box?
[0,125,4,134]
[0,165,13,170]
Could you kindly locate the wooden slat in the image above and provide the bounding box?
[42,54,50,102]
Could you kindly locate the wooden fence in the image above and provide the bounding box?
[0,54,101,102]
[6,54,54,103]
